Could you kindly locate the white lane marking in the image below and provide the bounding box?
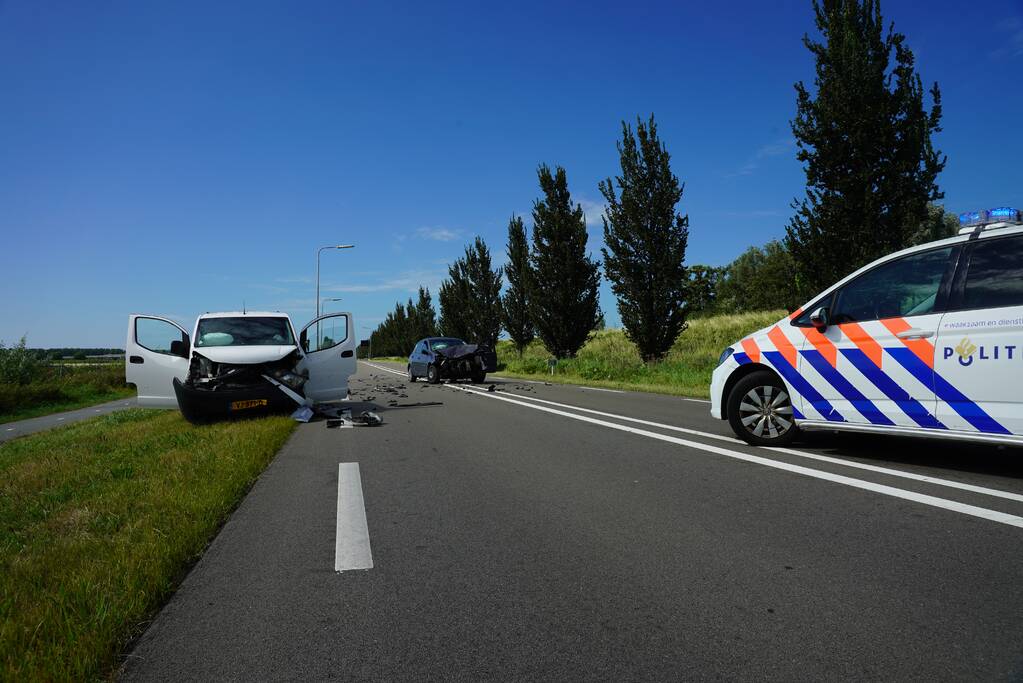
[506,378,546,384]
[57,417,64,421]
[681,397,711,403]
[335,463,374,571]
[5,428,13,431]
[364,362,407,377]
[580,386,624,394]
[446,383,1023,528]
[367,360,1023,504]
[455,383,1023,504]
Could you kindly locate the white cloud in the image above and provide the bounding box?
[578,198,607,227]
[323,268,448,295]
[990,16,1023,59]
[415,227,462,242]
[726,138,796,177]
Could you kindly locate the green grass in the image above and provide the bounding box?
[0,408,296,680]
[495,310,786,397]
[0,364,135,424]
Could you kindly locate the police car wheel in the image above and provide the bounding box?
[727,370,798,446]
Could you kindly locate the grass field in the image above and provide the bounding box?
[495,310,785,396]
[0,409,296,680]
[0,363,134,424]
[369,310,785,397]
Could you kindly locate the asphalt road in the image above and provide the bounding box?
[0,396,137,443]
[121,361,1023,681]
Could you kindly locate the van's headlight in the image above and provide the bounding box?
[717,347,735,367]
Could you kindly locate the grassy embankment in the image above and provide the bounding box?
[367,310,785,397]
[0,362,134,423]
[0,409,296,680]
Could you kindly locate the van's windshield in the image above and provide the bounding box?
[195,317,295,347]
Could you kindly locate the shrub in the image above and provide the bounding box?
[0,337,41,385]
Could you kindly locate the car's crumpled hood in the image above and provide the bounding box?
[193,345,298,364]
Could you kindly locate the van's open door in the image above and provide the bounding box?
[297,313,356,402]
[126,315,190,408]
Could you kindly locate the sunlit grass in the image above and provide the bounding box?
[0,408,296,680]
[0,364,134,423]
[496,310,785,397]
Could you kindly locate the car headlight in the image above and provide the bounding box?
[717,347,735,367]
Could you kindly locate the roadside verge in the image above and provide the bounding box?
[0,408,296,680]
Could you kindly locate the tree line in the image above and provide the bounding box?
[369,0,949,363]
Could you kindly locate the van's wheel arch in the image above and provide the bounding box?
[726,369,798,446]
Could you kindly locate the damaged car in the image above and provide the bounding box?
[126,311,356,423]
[407,337,497,384]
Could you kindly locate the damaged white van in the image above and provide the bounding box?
[126,311,356,423]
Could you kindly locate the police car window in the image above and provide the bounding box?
[831,247,952,323]
[962,235,1023,310]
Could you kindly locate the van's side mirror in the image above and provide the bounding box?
[809,306,830,331]
[170,335,189,358]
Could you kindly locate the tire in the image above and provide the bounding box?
[427,364,440,384]
[471,370,486,383]
[407,365,416,382]
[726,370,798,446]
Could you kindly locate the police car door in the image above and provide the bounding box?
[797,246,954,429]
[933,231,1023,436]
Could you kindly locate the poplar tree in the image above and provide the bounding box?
[786,0,945,297]
[528,164,602,359]
[500,215,534,355]
[439,237,503,347]
[600,115,690,361]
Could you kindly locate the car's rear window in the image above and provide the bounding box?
[196,317,294,347]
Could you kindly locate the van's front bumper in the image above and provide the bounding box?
[172,377,300,424]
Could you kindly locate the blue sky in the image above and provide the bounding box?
[1,0,1021,347]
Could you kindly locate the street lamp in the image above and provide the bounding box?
[361,325,373,360]
[321,297,343,312]
[316,245,354,319]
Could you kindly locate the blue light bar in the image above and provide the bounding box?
[988,207,1019,220]
[958,207,1022,227]
[959,211,983,226]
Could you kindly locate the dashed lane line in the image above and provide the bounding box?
[335,463,373,572]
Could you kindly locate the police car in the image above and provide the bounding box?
[712,206,1023,447]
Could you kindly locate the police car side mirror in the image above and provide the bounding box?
[809,306,830,331]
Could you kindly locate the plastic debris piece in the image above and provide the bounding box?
[291,406,314,422]
[351,411,382,426]
[487,384,496,392]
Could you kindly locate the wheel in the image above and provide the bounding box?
[407,365,416,382]
[471,370,486,383]
[726,370,798,446]
[427,364,440,384]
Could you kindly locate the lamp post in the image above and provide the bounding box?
[316,245,354,319]
[361,325,373,360]
[321,297,343,313]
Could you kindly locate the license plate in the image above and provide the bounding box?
[231,399,268,411]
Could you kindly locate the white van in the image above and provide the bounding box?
[126,311,356,422]
[711,207,1023,447]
